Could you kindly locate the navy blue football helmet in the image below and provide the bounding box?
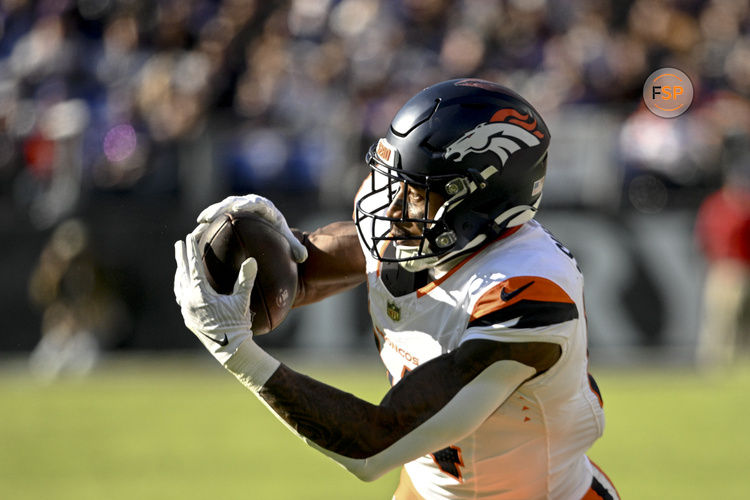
[355,79,551,270]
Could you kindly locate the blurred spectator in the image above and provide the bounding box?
[695,135,750,368]
[618,104,724,213]
[27,218,131,378]
[20,98,90,228]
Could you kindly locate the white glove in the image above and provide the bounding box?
[197,194,308,263]
[174,231,256,365]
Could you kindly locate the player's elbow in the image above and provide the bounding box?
[351,469,381,483]
[355,473,380,483]
[345,462,387,482]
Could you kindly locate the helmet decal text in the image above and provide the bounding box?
[375,138,397,167]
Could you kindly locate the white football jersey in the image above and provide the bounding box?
[360,220,606,499]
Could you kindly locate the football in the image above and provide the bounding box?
[198,212,298,335]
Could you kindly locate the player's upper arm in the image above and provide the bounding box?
[454,338,561,377]
[292,221,367,306]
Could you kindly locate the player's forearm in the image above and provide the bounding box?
[292,221,367,307]
[225,339,538,481]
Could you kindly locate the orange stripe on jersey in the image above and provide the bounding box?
[416,226,522,298]
[415,248,479,297]
[470,276,574,322]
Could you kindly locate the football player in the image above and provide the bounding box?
[174,79,619,499]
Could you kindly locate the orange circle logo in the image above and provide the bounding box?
[642,68,693,118]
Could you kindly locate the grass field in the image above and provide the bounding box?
[1,353,748,499]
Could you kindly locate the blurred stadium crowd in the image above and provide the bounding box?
[2,0,750,216]
[1,0,749,369]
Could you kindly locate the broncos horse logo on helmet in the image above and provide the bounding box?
[445,109,543,165]
[355,79,551,271]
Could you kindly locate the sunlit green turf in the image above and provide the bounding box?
[587,362,750,500]
[0,354,398,500]
[1,354,748,499]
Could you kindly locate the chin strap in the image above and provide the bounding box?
[397,218,528,274]
[396,233,488,273]
[394,246,439,272]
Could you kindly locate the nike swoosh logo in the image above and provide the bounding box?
[199,331,229,347]
[500,281,534,302]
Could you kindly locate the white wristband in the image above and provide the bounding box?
[224,339,281,392]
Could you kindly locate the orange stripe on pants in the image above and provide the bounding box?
[582,458,620,500]
[582,486,605,500]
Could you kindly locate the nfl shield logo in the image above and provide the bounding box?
[386,301,401,321]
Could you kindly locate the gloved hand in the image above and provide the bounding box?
[197,194,308,263]
[174,230,256,365]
